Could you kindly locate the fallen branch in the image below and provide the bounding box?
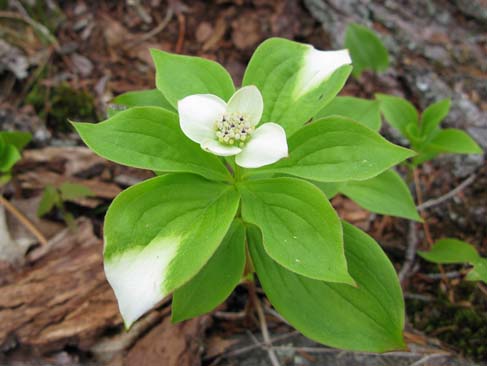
[0,195,48,246]
[417,174,476,210]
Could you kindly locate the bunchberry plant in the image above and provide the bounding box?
[376,94,483,284]
[73,38,421,352]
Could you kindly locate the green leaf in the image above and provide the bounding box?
[427,129,482,155]
[311,181,342,199]
[59,183,94,200]
[172,220,246,322]
[420,99,450,137]
[0,131,32,151]
[239,177,353,284]
[0,173,12,186]
[412,148,439,166]
[151,49,235,108]
[0,144,21,173]
[72,107,232,182]
[418,238,479,264]
[248,222,405,352]
[249,117,415,182]
[344,23,389,77]
[111,89,174,111]
[466,258,487,283]
[339,169,421,221]
[242,38,352,136]
[37,185,60,217]
[376,94,418,138]
[108,89,175,117]
[315,96,381,131]
[104,173,240,327]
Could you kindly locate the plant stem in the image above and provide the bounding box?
[411,167,449,290]
[412,168,433,247]
[248,280,282,366]
[0,195,48,246]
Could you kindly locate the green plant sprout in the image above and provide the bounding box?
[0,131,31,185]
[344,22,389,77]
[72,37,481,353]
[376,95,481,166]
[0,130,49,246]
[37,182,94,228]
[419,239,487,284]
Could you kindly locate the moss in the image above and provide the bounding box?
[26,82,97,132]
[406,281,487,361]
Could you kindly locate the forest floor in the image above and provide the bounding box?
[0,1,486,365]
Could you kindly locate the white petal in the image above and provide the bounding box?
[201,139,242,157]
[293,47,351,99]
[104,235,181,328]
[226,85,263,126]
[178,94,226,144]
[236,123,288,168]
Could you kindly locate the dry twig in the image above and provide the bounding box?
[417,174,476,210]
[206,331,299,365]
[0,195,48,246]
[399,221,419,283]
[125,7,174,48]
[248,282,282,366]
[0,11,59,50]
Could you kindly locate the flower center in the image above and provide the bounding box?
[215,112,254,147]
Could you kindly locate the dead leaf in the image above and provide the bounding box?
[125,315,212,366]
[205,335,239,359]
[231,11,262,50]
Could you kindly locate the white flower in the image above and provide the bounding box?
[178,86,288,168]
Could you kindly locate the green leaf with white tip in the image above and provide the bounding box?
[376,94,418,138]
[339,169,421,221]
[172,220,246,322]
[73,107,231,182]
[151,49,235,108]
[316,96,381,131]
[345,23,389,77]
[418,238,480,264]
[420,99,450,137]
[243,38,352,136]
[248,222,405,352]
[239,177,353,284]
[248,117,415,182]
[427,129,482,155]
[0,131,32,151]
[104,174,240,327]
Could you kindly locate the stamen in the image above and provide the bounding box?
[214,112,254,147]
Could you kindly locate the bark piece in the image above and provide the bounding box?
[0,219,122,353]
